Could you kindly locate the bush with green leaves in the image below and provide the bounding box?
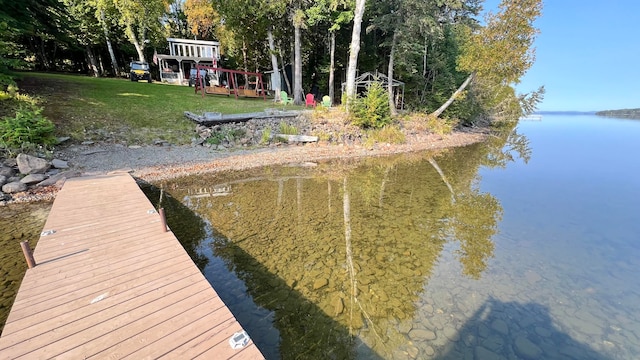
[350,82,392,129]
[278,121,298,135]
[0,105,57,152]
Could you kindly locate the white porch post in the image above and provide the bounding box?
[178,60,184,85]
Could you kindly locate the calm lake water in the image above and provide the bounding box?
[150,114,640,359]
[2,114,636,358]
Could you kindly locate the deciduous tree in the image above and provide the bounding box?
[432,0,543,120]
[344,0,366,106]
[112,0,168,62]
[183,0,217,39]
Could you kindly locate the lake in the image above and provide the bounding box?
[149,114,639,359]
[1,114,638,359]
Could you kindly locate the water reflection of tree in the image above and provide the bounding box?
[484,123,532,167]
[157,127,527,358]
[139,181,209,270]
[450,190,502,279]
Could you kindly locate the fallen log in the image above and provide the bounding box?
[274,134,318,143]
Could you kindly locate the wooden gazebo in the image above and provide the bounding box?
[341,71,405,109]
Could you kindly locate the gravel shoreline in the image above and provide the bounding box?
[4,128,488,204]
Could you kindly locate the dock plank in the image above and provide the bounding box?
[0,173,264,359]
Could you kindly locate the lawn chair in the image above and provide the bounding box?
[305,93,316,108]
[280,91,294,105]
[321,95,331,108]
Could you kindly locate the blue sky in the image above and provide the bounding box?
[483,0,640,111]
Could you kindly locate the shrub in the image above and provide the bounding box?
[278,121,298,135]
[363,125,406,147]
[311,130,331,142]
[260,128,271,144]
[205,132,224,145]
[226,128,246,141]
[425,114,456,135]
[0,105,57,152]
[350,82,392,129]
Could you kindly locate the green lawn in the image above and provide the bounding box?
[17,72,302,145]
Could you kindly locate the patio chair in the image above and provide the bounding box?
[305,93,316,108]
[321,95,331,108]
[280,91,294,105]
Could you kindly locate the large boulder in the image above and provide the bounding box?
[2,181,27,193]
[36,170,81,187]
[51,159,69,169]
[16,153,49,174]
[20,173,47,185]
[0,166,14,177]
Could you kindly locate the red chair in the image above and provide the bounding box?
[305,93,316,108]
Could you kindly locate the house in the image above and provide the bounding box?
[156,38,220,85]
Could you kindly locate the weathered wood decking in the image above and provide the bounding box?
[0,173,264,359]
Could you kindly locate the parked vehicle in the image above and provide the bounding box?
[129,61,151,83]
[188,68,210,87]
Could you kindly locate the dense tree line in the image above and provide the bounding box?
[0,0,543,122]
[595,108,640,120]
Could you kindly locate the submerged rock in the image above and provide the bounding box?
[514,335,542,359]
[313,278,328,290]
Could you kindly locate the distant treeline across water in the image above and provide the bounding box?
[595,108,640,119]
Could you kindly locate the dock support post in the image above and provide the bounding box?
[159,208,168,232]
[20,241,36,268]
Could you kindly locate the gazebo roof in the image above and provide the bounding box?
[343,71,405,88]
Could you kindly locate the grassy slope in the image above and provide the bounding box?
[18,72,302,145]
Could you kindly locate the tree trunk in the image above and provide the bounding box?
[98,54,105,75]
[328,31,336,106]
[293,23,303,105]
[345,0,367,107]
[267,29,281,101]
[86,46,100,77]
[430,73,474,118]
[39,38,50,70]
[279,46,292,94]
[242,38,249,86]
[127,24,145,62]
[388,31,398,116]
[100,10,119,76]
[423,38,427,77]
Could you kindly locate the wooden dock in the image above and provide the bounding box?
[0,173,264,359]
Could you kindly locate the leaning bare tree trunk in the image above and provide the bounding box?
[430,73,475,118]
[86,46,100,77]
[100,10,119,76]
[124,23,145,62]
[267,29,281,102]
[387,32,398,116]
[293,23,303,105]
[328,31,336,105]
[345,0,367,107]
[278,44,292,94]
